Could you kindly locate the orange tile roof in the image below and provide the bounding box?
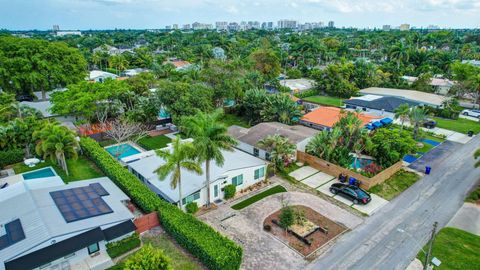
[301,106,379,128]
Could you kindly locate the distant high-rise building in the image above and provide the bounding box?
[328,21,335,28]
[427,24,440,30]
[277,20,297,29]
[172,24,178,30]
[399,23,410,31]
[228,22,239,31]
[52,25,60,32]
[165,25,171,30]
[382,25,391,31]
[267,22,274,30]
[183,24,191,30]
[215,21,228,31]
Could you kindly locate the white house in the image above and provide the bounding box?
[401,75,455,95]
[126,141,267,209]
[0,175,135,270]
[279,78,315,93]
[228,122,318,160]
[89,70,118,83]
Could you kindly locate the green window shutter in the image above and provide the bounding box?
[254,169,259,180]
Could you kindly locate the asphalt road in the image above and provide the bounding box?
[308,136,480,270]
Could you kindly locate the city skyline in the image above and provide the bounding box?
[0,0,479,30]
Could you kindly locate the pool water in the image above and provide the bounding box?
[106,143,141,159]
[23,167,56,180]
[350,158,374,169]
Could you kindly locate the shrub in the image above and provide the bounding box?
[224,184,236,199]
[263,224,271,231]
[294,89,317,99]
[185,202,199,214]
[124,244,173,270]
[279,206,294,229]
[286,68,302,79]
[80,137,242,270]
[106,233,141,258]
[0,149,24,168]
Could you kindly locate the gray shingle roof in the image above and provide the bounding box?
[344,96,419,112]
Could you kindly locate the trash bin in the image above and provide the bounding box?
[425,166,431,175]
[349,177,356,186]
[468,131,474,137]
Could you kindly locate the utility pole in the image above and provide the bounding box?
[423,221,438,270]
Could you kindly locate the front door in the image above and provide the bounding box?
[214,184,218,198]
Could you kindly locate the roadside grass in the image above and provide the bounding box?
[232,185,287,210]
[137,135,171,150]
[302,95,344,107]
[466,185,480,204]
[219,113,251,128]
[434,117,480,134]
[12,155,104,183]
[417,142,434,153]
[416,227,480,270]
[368,169,420,200]
[109,234,203,270]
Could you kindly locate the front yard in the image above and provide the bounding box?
[368,170,420,200]
[302,95,344,107]
[434,117,480,134]
[12,155,104,183]
[417,227,480,270]
[232,185,287,210]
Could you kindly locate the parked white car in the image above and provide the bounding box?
[461,109,480,118]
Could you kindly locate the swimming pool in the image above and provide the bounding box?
[350,158,374,169]
[105,143,141,159]
[22,167,56,180]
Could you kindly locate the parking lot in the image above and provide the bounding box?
[289,166,389,216]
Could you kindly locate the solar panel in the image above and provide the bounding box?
[0,219,26,250]
[50,183,113,223]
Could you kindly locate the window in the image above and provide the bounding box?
[253,148,259,157]
[214,185,218,197]
[254,167,265,180]
[87,243,99,254]
[265,152,271,161]
[182,191,200,205]
[232,174,243,186]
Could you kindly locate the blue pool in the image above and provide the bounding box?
[22,167,56,180]
[420,139,441,147]
[350,158,374,169]
[106,143,141,159]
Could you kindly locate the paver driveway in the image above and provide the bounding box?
[198,191,363,270]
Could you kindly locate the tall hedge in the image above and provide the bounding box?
[80,137,243,270]
[0,149,24,168]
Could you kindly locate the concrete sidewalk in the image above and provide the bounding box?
[446,202,480,235]
[393,119,473,144]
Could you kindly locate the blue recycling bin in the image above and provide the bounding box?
[349,177,356,186]
[425,166,431,175]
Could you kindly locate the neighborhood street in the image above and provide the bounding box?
[308,135,480,270]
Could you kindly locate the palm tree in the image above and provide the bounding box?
[474,148,480,168]
[154,136,202,209]
[181,110,237,207]
[409,106,428,140]
[352,130,372,171]
[33,123,79,176]
[257,134,296,173]
[394,103,411,130]
[390,42,410,69]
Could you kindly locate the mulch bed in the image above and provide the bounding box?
[264,205,347,256]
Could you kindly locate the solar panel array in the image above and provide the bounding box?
[0,219,26,250]
[50,183,113,223]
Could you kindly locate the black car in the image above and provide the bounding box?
[423,119,437,129]
[16,94,34,102]
[329,183,371,204]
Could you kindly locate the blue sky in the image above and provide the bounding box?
[1,0,479,30]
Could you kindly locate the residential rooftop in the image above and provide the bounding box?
[344,95,419,112]
[300,106,379,129]
[359,87,447,107]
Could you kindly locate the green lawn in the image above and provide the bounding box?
[466,185,480,204]
[219,113,251,128]
[302,95,344,107]
[231,185,287,210]
[417,134,445,153]
[109,234,203,270]
[12,155,104,183]
[369,170,420,200]
[434,117,480,134]
[417,227,480,270]
[137,135,171,150]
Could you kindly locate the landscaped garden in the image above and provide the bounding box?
[417,227,480,270]
[263,205,347,256]
[434,117,480,134]
[137,135,171,150]
[231,185,287,210]
[12,155,104,183]
[368,169,420,200]
[302,95,344,107]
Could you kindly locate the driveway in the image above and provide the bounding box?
[446,202,480,235]
[307,132,480,270]
[198,191,363,270]
[408,140,460,172]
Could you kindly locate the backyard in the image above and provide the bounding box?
[108,233,204,270]
[417,227,480,270]
[302,95,343,107]
[12,155,104,183]
[219,113,251,128]
[434,117,480,134]
[368,170,420,200]
[137,135,171,150]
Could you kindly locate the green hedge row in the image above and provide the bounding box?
[106,233,141,258]
[0,149,24,168]
[79,137,242,270]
